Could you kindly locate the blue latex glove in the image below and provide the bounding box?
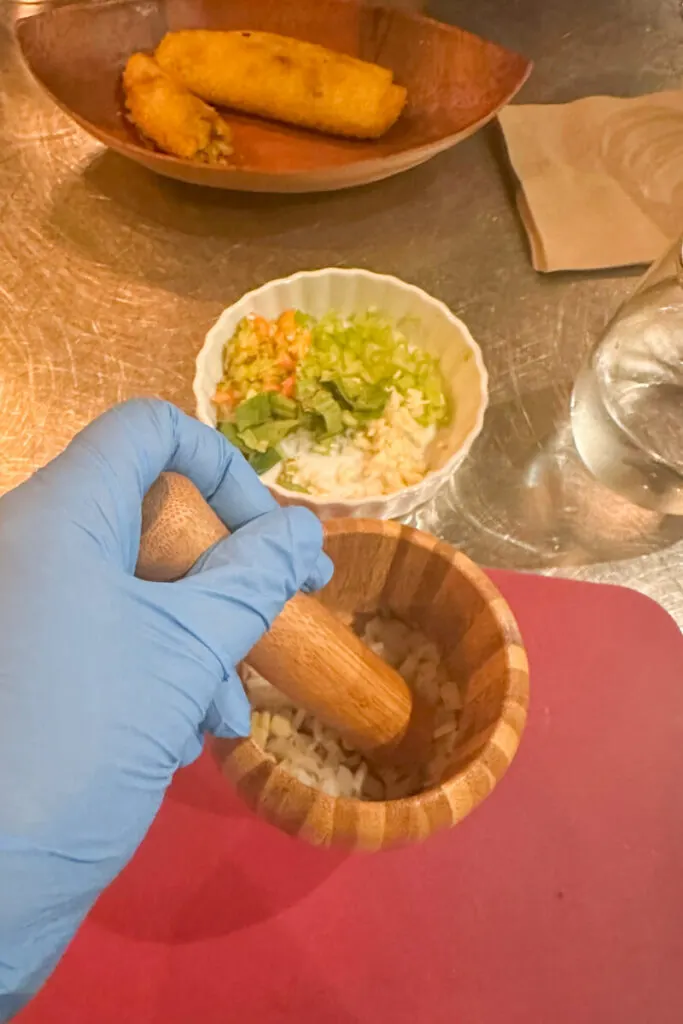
[0,399,332,1021]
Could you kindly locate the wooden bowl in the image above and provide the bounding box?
[214,519,529,850]
[15,0,531,193]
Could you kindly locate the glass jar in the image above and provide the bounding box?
[571,235,683,513]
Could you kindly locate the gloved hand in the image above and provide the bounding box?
[0,399,332,1021]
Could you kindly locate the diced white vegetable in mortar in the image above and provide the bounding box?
[270,714,292,738]
[336,765,355,795]
[322,776,340,797]
[399,651,421,681]
[441,680,463,711]
[433,721,458,740]
[242,615,464,802]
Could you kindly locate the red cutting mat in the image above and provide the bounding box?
[18,573,683,1024]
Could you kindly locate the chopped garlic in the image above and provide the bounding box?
[241,613,463,801]
[263,391,435,500]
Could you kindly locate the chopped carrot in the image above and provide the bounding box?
[281,376,295,398]
[294,330,311,357]
[213,390,235,406]
[252,315,271,336]
[277,354,296,371]
[278,309,297,334]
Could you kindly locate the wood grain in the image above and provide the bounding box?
[137,473,528,850]
[137,473,435,762]
[220,517,528,849]
[15,0,531,192]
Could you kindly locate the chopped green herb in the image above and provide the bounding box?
[218,421,240,447]
[235,393,272,432]
[248,447,283,474]
[237,427,269,454]
[244,418,300,449]
[303,389,344,436]
[269,393,299,420]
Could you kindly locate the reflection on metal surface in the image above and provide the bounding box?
[410,391,683,568]
[2,0,683,628]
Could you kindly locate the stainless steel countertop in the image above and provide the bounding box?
[2,0,683,625]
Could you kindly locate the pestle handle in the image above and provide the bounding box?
[136,473,431,761]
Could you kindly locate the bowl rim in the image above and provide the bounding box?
[14,0,532,183]
[217,519,529,845]
[193,267,489,510]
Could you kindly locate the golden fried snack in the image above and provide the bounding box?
[155,30,407,140]
[122,52,233,163]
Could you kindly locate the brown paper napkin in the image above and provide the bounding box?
[498,91,683,272]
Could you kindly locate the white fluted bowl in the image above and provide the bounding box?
[194,269,488,519]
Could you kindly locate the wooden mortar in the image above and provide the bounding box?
[137,473,435,764]
[223,521,528,851]
[137,475,529,850]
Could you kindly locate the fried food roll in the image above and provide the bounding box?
[155,30,407,139]
[122,52,233,163]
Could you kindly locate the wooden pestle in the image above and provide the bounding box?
[135,473,434,764]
